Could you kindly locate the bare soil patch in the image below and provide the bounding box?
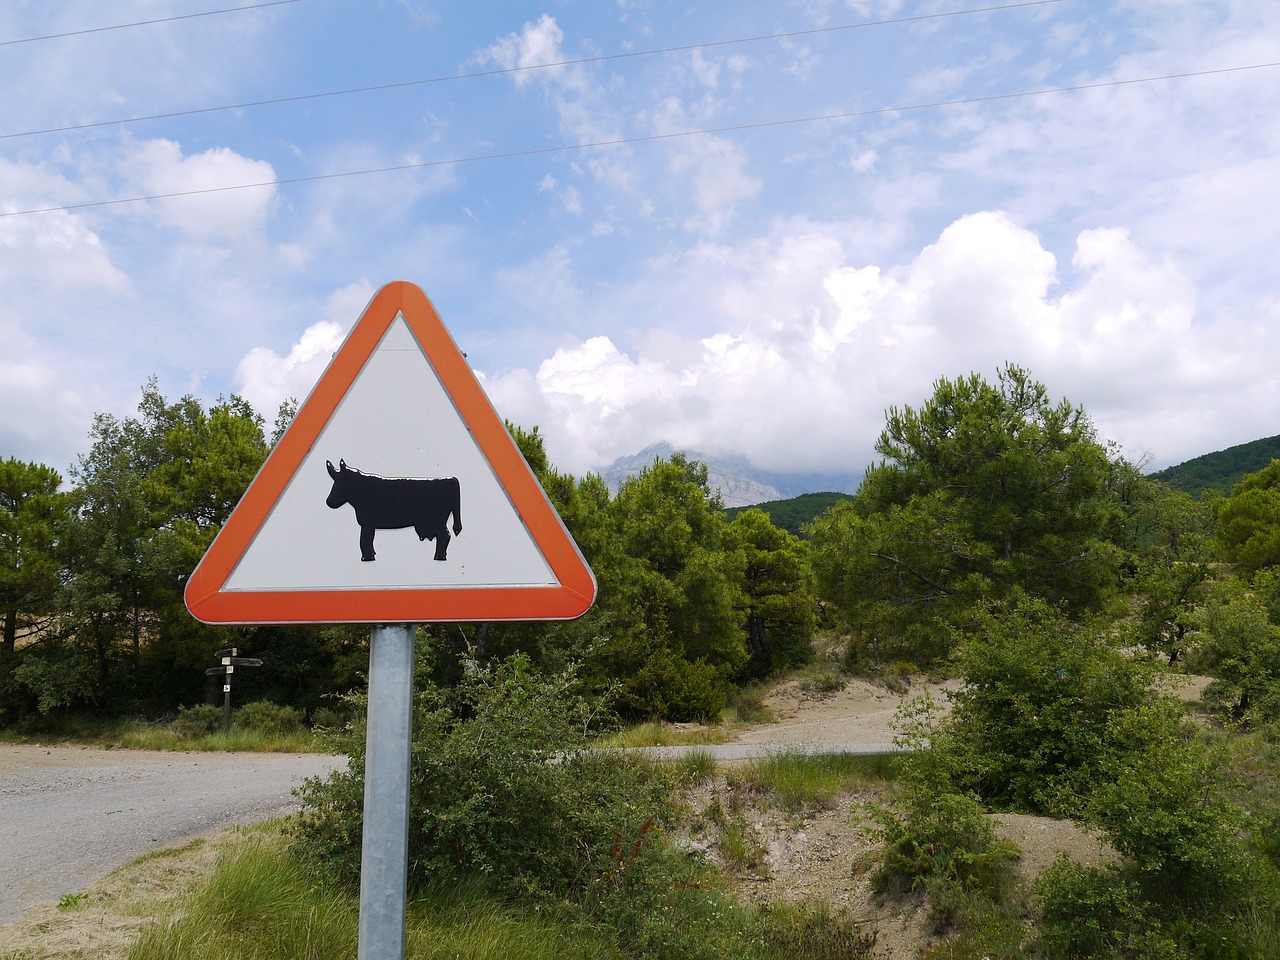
[0,743,185,773]
[735,677,961,747]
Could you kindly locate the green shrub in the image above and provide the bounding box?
[234,700,304,737]
[614,646,730,721]
[870,691,1023,939]
[1088,704,1249,901]
[1035,858,1188,960]
[308,705,352,732]
[798,669,845,695]
[871,790,1018,899]
[170,703,221,738]
[664,656,730,721]
[294,656,675,902]
[1186,573,1280,728]
[881,660,919,694]
[1033,707,1280,959]
[945,596,1159,817]
[727,685,773,724]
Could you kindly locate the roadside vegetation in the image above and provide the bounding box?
[0,699,327,752]
[5,364,1280,955]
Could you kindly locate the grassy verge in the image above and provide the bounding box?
[117,721,324,753]
[0,712,328,753]
[732,751,901,810]
[14,819,878,960]
[125,827,622,960]
[4,817,880,960]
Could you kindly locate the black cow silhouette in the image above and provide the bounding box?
[325,459,462,562]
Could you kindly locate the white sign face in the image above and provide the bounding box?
[223,316,555,593]
[185,280,596,625]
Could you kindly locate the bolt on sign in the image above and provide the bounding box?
[184,280,596,625]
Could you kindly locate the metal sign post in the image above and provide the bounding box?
[358,624,415,960]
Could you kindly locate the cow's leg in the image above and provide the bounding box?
[360,525,376,561]
[433,528,450,561]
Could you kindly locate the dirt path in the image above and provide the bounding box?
[0,745,342,925]
[737,677,961,746]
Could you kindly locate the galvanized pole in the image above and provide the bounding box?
[357,623,415,960]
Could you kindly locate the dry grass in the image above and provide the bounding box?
[0,830,255,960]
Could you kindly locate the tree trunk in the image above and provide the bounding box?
[747,614,770,670]
[2,608,15,657]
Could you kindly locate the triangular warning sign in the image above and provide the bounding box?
[185,281,596,624]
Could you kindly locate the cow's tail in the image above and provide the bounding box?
[450,476,463,536]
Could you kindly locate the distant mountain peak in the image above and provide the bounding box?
[600,442,854,508]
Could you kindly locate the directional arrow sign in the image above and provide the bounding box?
[205,665,235,676]
[214,647,237,659]
[227,657,263,667]
[184,281,595,625]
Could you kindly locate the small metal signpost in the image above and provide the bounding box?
[185,282,596,960]
[205,647,263,733]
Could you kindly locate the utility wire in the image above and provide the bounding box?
[1,0,1061,141]
[1,0,303,47]
[5,60,1275,221]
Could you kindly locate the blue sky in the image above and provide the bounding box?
[2,0,1278,488]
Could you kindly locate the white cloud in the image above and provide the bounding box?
[120,139,277,239]
[0,353,98,473]
[478,15,635,199]
[482,211,1280,479]
[233,281,373,420]
[480,14,570,89]
[849,149,878,173]
[0,205,128,290]
[0,160,128,289]
[689,50,720,89]
[677,137,761,234]
[560,185,583,215]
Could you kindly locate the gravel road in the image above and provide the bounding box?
[0,745,343,925]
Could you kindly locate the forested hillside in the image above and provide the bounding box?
[1147,432,1280,495]
[723,491,853,536]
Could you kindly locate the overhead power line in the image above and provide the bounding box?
[5,60,1275,222]
[1,0,1062,142]
[0,0,303,47]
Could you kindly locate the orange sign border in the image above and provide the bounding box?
[184,281,596,624]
